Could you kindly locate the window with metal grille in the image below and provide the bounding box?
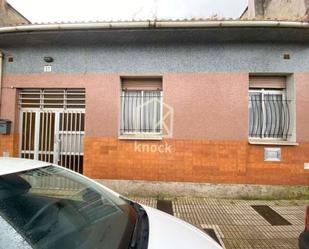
[249,76,292,140]
[19,89,85,109]
[120,78,162,136]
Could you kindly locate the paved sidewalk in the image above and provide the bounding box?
[131,197,308,249]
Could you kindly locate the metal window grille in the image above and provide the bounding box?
[120,90,162,134]
[249,89,292,140]
[19,89,85,109]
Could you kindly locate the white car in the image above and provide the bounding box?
[0,157,222,249]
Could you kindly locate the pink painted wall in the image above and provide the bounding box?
[164,73,249,140]
[83,74,120,136]
[2,72,309,142]
[1,87,18,127]
[295,73,309,142]
[2,73,120,136]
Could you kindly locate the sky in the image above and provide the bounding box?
[8,0,248,23]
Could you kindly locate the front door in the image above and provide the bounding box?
[19,89,85,173]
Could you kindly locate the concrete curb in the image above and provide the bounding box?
[96,179,309,199]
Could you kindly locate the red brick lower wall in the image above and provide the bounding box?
[0,133,19,157]
[83,137,309,185]
[1,135,308,186]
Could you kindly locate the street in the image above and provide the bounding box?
[133,197,307,249]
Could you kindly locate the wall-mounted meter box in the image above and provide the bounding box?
[0,120,12,135]
[264,148,281,162]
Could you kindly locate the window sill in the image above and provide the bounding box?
[118,134,163,141]
[248,139,298,146]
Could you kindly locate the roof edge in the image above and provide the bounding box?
[0,20,308,34]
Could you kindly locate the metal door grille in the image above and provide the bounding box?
[19,89,85,109]
[19,89,85,173]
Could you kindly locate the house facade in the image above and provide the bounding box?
[0,21,309,188]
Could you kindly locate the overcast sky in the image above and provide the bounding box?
[8,0,247,23]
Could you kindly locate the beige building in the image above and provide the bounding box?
[241,0,309,20]
[0,0,30,27]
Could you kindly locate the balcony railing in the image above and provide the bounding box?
[249,95,292,140]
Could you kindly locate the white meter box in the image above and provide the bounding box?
[264,148,281,162]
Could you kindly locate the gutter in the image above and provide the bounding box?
[0,20,308,33]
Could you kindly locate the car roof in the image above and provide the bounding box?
[0,157,51,176]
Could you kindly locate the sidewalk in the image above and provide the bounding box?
[131,197,308,249]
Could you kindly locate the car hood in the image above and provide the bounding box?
[141,205,222,249]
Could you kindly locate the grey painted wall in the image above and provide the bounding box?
[3,42,309,74]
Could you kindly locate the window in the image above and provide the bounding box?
[248,76,293,141]
[120,77,162,138]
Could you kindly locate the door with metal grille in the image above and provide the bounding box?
[19,89,85,173]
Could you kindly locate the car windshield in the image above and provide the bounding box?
[0,165,137,249]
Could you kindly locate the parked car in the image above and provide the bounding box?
[0,157,222,249]
[299,206,309,249]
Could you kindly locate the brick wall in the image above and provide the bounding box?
[83,137,309,185]
[0,133,19,157]
[1,134,308,186]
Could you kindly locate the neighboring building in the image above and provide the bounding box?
[0,20,309,191]
[241,0,309,20]
[0,0,30,27]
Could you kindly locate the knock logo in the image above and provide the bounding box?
[134,142,172,153]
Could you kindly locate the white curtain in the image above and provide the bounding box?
[121,90,161,133]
